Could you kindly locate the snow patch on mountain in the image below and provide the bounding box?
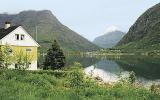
[104,26,119,34]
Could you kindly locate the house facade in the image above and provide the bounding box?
[0,22,40,70]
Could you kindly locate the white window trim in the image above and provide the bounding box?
[21,34,25,40]
[15,34,19,40]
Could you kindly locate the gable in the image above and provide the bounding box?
[0,26,40,47]
[0,26,19,39]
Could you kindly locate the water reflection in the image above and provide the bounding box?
[39,54,160,85]
[67,55,160,84]
[66,56,99,67]
[116,56,160,80]
[85,65,121,83]
[84,60,129,83]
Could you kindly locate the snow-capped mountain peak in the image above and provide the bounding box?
[104,26,119,34]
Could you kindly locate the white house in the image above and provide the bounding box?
[0,22,40,70]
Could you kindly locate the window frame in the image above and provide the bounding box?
[26,48,32,52]
[21,34,25,40]
[15,34,19,40]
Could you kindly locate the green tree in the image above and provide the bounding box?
[0,47,5,68]
[0,45,13,68]
[43,40,66,70]
[14,50,33,70]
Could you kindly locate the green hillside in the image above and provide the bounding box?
[0,10,100,52]
[116,3,160,51]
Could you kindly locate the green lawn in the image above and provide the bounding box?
[0,66,159,100]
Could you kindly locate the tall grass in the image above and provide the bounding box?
[0,67,159,100]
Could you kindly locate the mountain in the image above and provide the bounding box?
[0,10,99,52]
[116,3,160,51]
[93,30,125,48]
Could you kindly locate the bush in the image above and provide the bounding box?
[65,68,84,88]
[128,71,136,84]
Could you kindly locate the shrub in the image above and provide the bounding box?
[128,71,136,84]
[65,68,84,88]
[0,45,13,68]
[73,62,83,68]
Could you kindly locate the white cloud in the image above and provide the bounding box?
[104,26,119,34]
[94,25,121,39]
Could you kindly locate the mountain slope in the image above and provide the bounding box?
[93,31,125,48]
[116,3,160,50]
[0,10,99,52]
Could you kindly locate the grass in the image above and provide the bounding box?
[0,66,160,100]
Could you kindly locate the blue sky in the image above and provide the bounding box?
[0,0,160,41]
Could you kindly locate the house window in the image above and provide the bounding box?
[21,35,25,40]
[15,34,19,40]
[26,48,32,52]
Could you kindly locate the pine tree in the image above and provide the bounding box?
[44,40,66,70]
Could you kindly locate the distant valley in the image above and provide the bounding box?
[93,30,125,48]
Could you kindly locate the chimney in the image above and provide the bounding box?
[5,21,11,29]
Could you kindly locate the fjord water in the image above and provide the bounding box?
[66,55,160,85]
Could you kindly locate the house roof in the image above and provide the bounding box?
[0,25,40,47]
[0,26,19,39]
